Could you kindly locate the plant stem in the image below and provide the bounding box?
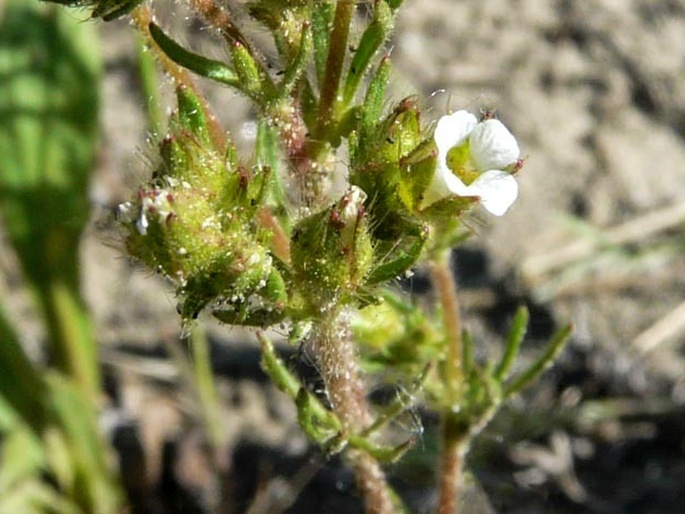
[316,0,355,139]
[190,326,225,453]
[436,416,467,514]
[186,0,251,49]
[41,277,100,400]
[429,253,463,401]
[0,306,48,433]
[312,308,395,514]
[429,252,467,514]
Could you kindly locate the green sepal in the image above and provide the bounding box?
[255,121,289,212]
[360,56,391,138]
[176,85,211,145]
[397,139,438,211]
[367,221,427,284]
[280,21,313,95]
[230,41,270,100]
[343,0,392,104]
[336,105,362,142]
[419,195,479,221]
[211,268,288,327]
[149,23,239,87]
[291,190,374,306]
[379,97,422,161]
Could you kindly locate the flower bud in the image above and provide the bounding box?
[290,187,373,309]
[121,87,285,325]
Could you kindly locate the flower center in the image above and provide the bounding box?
[446,141,480,185]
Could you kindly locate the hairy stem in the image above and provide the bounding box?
[186,0,251,49]
[429,254,463,401]
[312,308,395,514]
[429,253,467,514]
[436,416,467,514]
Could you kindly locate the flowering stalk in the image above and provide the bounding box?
[429,255,467,514]
[36,1,575,512]
[312,309,396,514]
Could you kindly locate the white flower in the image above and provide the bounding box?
[423,110,520,216]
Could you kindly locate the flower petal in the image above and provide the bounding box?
[434,110,478,155]
[469,119,519,171]
[464,170,518,216]
[422,158,472,207]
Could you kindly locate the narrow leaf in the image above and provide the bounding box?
[149,23,239,87]
[343,0,391,103]
[494,306,529,381]
[312,1,334,86]
[505,325,572,398]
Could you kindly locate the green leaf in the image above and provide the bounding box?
[0,397,44,492]
[311,1,334,86]
[494,306,529,381]
[0,1,100,288]
[504,324,573,398]
[343,0,392,104]
[0,0,101,394]
[149,23,239,87]
[45,373,123,514]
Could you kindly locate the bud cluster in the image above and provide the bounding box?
[120,87,286,325]
[291,186,373,310]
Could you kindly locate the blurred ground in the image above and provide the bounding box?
[3,1,685,513]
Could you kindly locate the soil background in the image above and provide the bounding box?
[3,1,685,513]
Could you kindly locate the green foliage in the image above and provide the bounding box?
[0,3,123,513]
[0,0,101,392]
[149,23,240,87]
